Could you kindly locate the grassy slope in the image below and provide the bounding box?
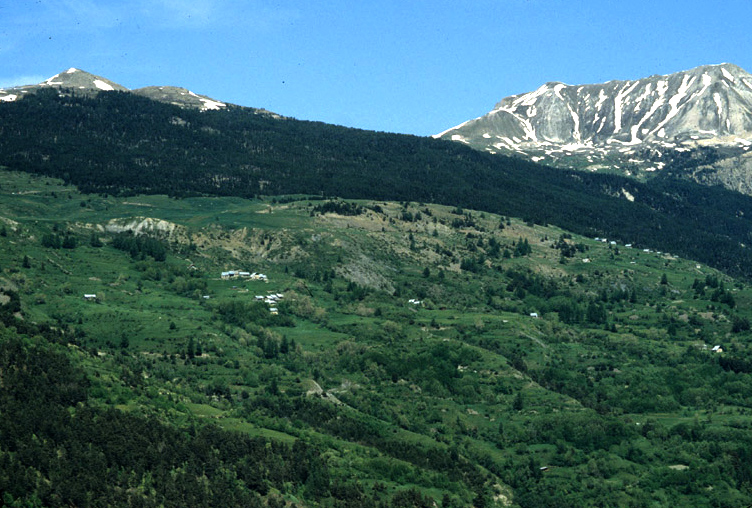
[2,169,752,507]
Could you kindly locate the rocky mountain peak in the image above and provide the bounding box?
[436,63,752,175]
[41,67,129,92]
[0,68,226,112]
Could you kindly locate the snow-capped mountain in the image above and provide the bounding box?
[435,63,752,178]
[0,68,227,112]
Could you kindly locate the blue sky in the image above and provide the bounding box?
[2,0,752,136]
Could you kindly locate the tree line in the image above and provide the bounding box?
[4,88,752,278]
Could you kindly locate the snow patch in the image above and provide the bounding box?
[714,93,724,121]
[687,73,713,105]
[561,142,588,151]
[670,74,694,112]
[595,89,608,110]
[634,93,665,140]
[500,108,538,143]
[553,83,566,100]
[629,126,641,144]
[0,94,18,102]
[596,116,607,133]
[656,80,668,98]
[614,81,640,133]
[200,98,226,111]
[93,79,114,91]
[650,76,693,136]
[512,84,550,108]
[482,133,492,139]
[44,73,63,86]
[66,67,78,74]
[634,83,653,105]
[721,67,736,83]
[567,103,581,142]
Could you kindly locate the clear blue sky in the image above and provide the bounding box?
[2,0,752,136]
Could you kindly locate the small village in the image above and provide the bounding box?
[220,270,268,281]
[220,269,283,314]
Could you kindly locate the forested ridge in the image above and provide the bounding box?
[3,88,752,278]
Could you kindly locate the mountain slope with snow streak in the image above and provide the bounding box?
[0,68,227,112]
[436,63,752,179]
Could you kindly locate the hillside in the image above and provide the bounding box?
[4,87,752,280]
[2,170,752,507]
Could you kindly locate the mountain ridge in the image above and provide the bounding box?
[436,63,752,179]
[0,67,231,112]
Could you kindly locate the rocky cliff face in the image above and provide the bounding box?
[436,64,752,179]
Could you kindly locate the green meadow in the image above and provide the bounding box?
[2,168,752,507]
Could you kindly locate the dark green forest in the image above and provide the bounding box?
[0,332,356,508]
[5,89,752,507]
[3,89,752,278]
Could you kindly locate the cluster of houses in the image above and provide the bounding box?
[221,270,268,281]
[256,293,284,314]
[217,270,282,313]
[593,238,676,258]
[408,298,422,305]
[595,237,619,246]
[594,238,634,249]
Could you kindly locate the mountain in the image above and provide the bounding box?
[0,67,229,112]
[435,64,752,184]
[6,69,752,278]
[6,71,752,508]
